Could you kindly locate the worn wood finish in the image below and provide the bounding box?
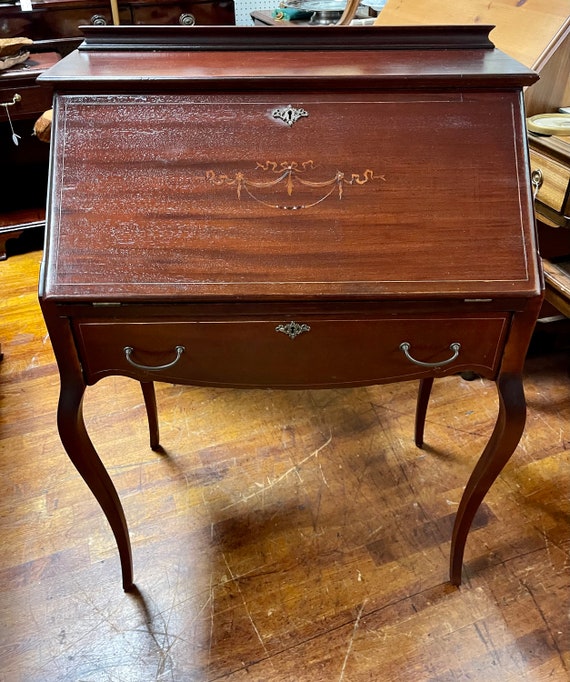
[38,27,543,590]
[1,251,569,680]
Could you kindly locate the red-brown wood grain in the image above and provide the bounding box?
[37,26,544,590]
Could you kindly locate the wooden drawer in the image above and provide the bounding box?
[131,1,235,25]
[74,314,509,387]
[530,147,570,217]
[0,52,60,122]
[0,2,234,39]
[0,84,53,122]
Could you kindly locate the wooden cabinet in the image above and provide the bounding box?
[38,25,543,591]
[529,135,570,228]
[0,51,61,259]
[0,54,57,121]
[0,0,235,40]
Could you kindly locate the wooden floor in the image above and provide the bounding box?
[1,250,569,682]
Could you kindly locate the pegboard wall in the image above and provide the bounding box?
[234,0,267,25]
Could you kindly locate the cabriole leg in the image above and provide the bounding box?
[140,381,160,450]
[450,372,526,585]
[58,379,134,591]
[415,377,434,448]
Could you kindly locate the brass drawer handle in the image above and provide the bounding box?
[531,169,543,199]
[124,345,185,371]
[1,93,21,107]
[399,341,461,368]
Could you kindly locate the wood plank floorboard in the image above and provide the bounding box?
[0,251,569,682]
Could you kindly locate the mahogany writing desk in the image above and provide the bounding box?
[38,25,543,591]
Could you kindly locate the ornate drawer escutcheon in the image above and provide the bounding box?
[275,321,311,339]
[271,105,309,127]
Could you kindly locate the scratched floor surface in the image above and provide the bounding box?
[1,251,569,681]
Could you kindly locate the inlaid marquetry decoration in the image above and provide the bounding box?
[205,160,385,210]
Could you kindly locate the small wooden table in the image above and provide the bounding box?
[39,25,543,591]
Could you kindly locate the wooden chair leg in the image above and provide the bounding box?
[415,377,434,448]
[140,381,160,451]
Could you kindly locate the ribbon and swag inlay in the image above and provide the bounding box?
[205,160,385,211]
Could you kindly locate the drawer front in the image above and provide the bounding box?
[0,84,53,121]
[530,148,570,217]
[131,1,235,25]
[74,315,509,387]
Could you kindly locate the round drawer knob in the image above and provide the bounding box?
[179,13,196,25]
[531,168,543,199]
[90,14,108,25]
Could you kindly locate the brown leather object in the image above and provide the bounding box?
[33,108,53,143]
[0,37,32,58]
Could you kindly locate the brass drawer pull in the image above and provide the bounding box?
[179,13,196,25]
[124,345,185,371]
[399,341,461,368]
[1,93,21,107]
[531,169,543,199]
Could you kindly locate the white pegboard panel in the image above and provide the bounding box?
[234,0,386,26]
[235,0,268,25]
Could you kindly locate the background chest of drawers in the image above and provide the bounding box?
[0,0,235,40]
[529,134,570,229]
[0,50,60,258]
[38,25,543,590]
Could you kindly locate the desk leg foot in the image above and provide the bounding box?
[449,372,526,585]
[415,377,434,448]
[58,381,134,589]
[140,381,160,450]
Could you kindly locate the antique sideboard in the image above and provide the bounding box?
[38,25,543,590]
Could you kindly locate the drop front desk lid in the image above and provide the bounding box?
[39,25,541,303]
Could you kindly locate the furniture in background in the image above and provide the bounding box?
[375,0,570,320]
[39,25,542,590]
[0,49,60,259]
[0,0,235,259]
[542,259,570,320]
[0,0,235,39]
